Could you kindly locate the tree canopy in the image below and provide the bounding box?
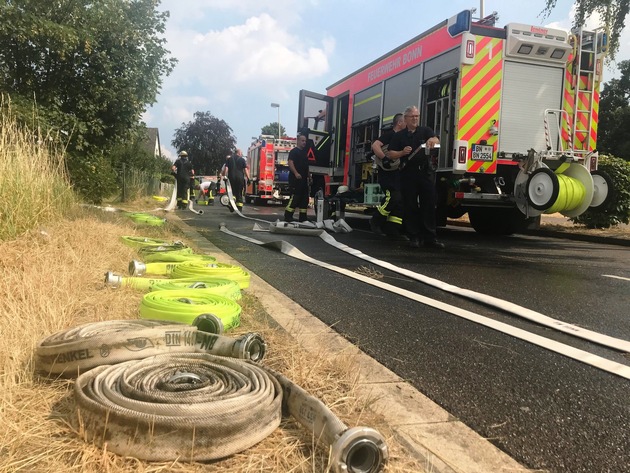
[543,0,629,60]
[0,0,176,202]
[172,111,236,176]
[260,122,287,139]
[597,60,630,159]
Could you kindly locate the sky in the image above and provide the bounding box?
[143,0,630,161]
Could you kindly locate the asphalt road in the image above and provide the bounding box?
[177,202,630,473]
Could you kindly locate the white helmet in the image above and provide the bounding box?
[179,151,188,157]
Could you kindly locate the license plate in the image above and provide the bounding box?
[471,144,493,161]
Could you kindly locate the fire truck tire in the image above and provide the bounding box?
[589,169,614,209]
[468,207,534,235]
[526,167,559,211]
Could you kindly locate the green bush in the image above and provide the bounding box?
[66,152,118,204]
[571,154,630,228]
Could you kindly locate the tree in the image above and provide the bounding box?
[172,111,236,176]
[543,0,629,60]
[260,122,286,139]
[0,0,176,202]
[597,60,630,159]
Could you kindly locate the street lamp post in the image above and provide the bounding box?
[270,103,280,139]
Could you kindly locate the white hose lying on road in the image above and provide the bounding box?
[318,232,630,353]
[219,224,630,381]
[35,319,266,377]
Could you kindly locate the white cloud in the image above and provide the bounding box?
[165,13,333,93]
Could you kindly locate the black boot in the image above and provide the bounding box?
[284,210,294,222]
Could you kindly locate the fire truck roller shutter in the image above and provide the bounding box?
[499,61,564,156]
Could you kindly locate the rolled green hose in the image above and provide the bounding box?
[138,245,193,260]
[125,212,166,226]
[139,290,241,330]
[141,252,218,264]
[129,256,218,277]
[151,279,241,300]
[138,241,193,257]
[104,272,241,299]
[171,261,251,289]
[121,236,172,249]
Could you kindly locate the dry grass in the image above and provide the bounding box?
[0,209,425,472]
[0,99,76,240]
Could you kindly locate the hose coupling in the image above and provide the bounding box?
[104,271,123,287]
[129,260,146,276]
[233,333,267,362]
[330,427,388,473]
[192,313,225,335]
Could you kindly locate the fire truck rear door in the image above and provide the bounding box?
[297,90,338,176]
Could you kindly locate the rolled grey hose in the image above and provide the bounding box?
[270,369,389,473]
[35,318,266,377]
[74,353,282,461]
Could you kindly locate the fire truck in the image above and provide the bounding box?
[297,10,612,234]
[245,135,297,204]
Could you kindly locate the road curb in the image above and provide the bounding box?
[167,214,533,473]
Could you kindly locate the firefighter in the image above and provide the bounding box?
[284,134,310,223]
[370,112,406,237]
[197,179,215,205]
[388,106,444,249]
[221,149,250,212]
[172,151,194,210]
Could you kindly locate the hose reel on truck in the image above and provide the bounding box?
[514,157,611,218]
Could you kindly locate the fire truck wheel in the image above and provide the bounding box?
[589,170,614,209]
[220,194,230,206]
[526,167,559,211]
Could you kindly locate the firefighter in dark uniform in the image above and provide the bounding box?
[172,151,194,210]
[370,112,406,237]
[284,134,310,222]
[388,106,444,249]
[221,149,250,213]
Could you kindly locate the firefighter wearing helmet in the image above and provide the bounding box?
[172,150,194,210]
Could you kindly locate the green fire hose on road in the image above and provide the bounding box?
[139,289,242,332]
[35,319,266,377]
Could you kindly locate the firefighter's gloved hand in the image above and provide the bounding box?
[381,157,392,169]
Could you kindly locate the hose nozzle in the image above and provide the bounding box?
[330,427,388,473]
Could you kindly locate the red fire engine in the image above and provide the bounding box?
[297,10,612,234]
[245,135,297,204]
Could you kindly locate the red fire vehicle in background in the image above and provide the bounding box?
[296,9,612,235]
[245,135,297,204]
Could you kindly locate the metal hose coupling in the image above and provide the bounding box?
[104,271,123,287]
[330,426,388,473]
[191,316,266,362]
[129,259,146,276]
[270,369,388,473]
